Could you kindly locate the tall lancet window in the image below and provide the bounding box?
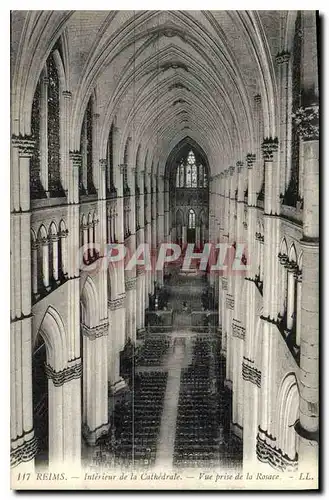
[47,53,61,195]
[30,44,65,199]
[186,151,197,187]
[106,124,116,196]
[188,208,196,229]
[31,79,44,198]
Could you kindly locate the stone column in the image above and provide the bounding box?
[81,322,110,445]
[232,161,245,433]
[286,266,296,331]
[259,138,279,443]
[294,103,319,474]
[275,52,291,193]
[136,169,146,335]
[31,240,39,297]
[45,359,82,467]
[108,298,126,393]
[164,178,170,242]
[40,74,49,192]
[295,270,302,347]
[61,90,72,191]
[50,234,59,282]
[157,175,165,286]
[10,136,36,473]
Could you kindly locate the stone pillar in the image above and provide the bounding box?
[182,226,187,246]
[232,161,245,433]
[259,138,279,444]
[294,103,319,474]
[41,236,50,289]
[157,175,165,286]
[61,90,72,191]
[31,240,38,297]
[81,322,110,445]
[50,234,59,282]
[287,268,296,331]
[40,74,49,192]
[108,298,126,392]
[296,270,302,347]
[275,51,291,193]
[10,136,37,473]
[45,359,82,467]
[164,178,170,242]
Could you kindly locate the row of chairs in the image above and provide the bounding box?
[113,371,168,468]
[173,337,219,468]
[136,336,170,366]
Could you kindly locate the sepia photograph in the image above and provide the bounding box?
[9,9,320,490]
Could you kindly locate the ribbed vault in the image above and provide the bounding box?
[11,10,288,176]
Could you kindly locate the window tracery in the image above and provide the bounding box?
[175,150,207,188]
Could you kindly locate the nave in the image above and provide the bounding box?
[10,11,318,485]
[89,275,242,472]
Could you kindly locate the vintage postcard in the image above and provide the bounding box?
[10,10,319,490]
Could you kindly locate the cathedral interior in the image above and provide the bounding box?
[10,10,319,477]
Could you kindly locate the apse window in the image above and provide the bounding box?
[188,208,196,229]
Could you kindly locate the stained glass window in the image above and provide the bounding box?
[47,53,62,195]
[191,165,197,187]
[187,151,195,165]
[204,171,208,187]
[186,164,192,187]
[175,150,208,188]
[176,168,180,187]
[188,209,196,229]
[198,165,204,187]
[86,98,96,194]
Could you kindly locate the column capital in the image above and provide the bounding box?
[278,252,289,266]
[292,104,319,141]
[119,163,126,174]
[99,158,107,167]
[223,169,229,178]
[11,434,38,468]
[69,150,82,167]
[295,268,303,281]
[49,233,59,243]
[255,231,264,242]
[12,135,35,157]
[62,90,72,99]
[81,322,109,341]
[38,235,50,246]
[275,51,290,65]
[108,295,126,310]
[93,113,100,119]
[246,153,256,168]
[44,359,82,386]
[228,165,235,176]
[261,137,279,161]
[125,276,137,290]
[242,358,261,387]
[254,94,261,103]
[59,228,69,238]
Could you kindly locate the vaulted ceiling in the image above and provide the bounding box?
[12,10,289,176]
